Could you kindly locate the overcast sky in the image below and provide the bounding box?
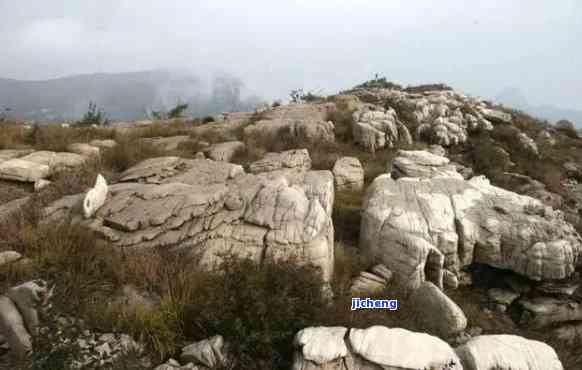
[0,0,580,108]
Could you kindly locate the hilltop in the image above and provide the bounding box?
[0,79,581,369]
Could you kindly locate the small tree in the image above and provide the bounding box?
[77,102,109,127]
[168,102,189,119]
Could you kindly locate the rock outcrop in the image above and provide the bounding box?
[455,335,563,370]
[44,153,335,283]
[332,157,364,191]
[292,326,462,370]
[0,280,51,358]
[243,103,336,146]
[391,150,462,180]
[361,151,582,291]
[410,281,467,337]
[0,150,86,182]
[348,88,505,147]
[351,104,412,152]
[205,141,245,162]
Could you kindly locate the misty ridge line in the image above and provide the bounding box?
[1,69,581,128]
[0,69,266,123]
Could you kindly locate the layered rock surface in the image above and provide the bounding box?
[244,103,336,146]
[44,152,335,282]
[292,326,462,370]
[293,326,563,370]
[351,104,412,152]
[361,150,582,290]
[348,88,507,146]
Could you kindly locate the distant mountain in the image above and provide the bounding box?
[0,70,263,123]
[495,87,582,128]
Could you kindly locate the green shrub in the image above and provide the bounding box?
[77,102,110,127]
[181,257,327,370]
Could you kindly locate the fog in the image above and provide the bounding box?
[0,0,581,109]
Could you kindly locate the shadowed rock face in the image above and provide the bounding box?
[361,173,582,291]
[44,155,335,282]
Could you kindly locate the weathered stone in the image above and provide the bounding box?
[180,335,227,368]
[352,105,412,152]
[0,251,22,267]
[89,139,117,149]
[0,158,50,182]
[34,179,51,192]
[361,170,582,291]
[67,143,100,157]
[292,326,462,370]
[479,108,512,124]
[45,156,335,283]
[332,157,364,191]
[518,297,582,328]
[411,281,467,337]
[293,327,348,366]
[0,149,34,163]
[83,174,108,218]
[391,150,462,179]
[455,335,563,370]
[249,149,311,174]
[244,104,335,146]
[20,151,86,172]
[517,132,539,155]
[349,326,462,370]
[205,141,245,162]
[487,288,520,306]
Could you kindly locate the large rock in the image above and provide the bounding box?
[391,150,463,179]
[479,108,512,124]
[292,327,348,367]
[249,149,311,174]
[83,174,108,218]
[205,141,245,162]
[180,335,227,368]
[361,162,582,290]
[244,103,336,146]
[20,151,86,172]
[0,280,51,358]
[89,139,117,149]
[411,281,467,337]
[67,143,100,158]
[0,149,34,163]
[0,158,50,182]
[45,155,335,283]
[518,296,582,328]
[348,88,498,146]
[351,105,412,152]
[455,335,563,370]
[0,150,87,182]
[332,157,364,191]
[292,326,462,370]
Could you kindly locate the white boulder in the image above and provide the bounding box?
[455,335,563,370]
[83,174,108,218]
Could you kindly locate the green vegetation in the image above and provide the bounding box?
[77,102,110,127]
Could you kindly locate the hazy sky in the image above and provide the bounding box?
[0,0,580,108]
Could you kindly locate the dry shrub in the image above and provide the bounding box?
[27,125,114,152]
[101,135,166,172]
[0,123,28,149]
[333,190,364,245]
